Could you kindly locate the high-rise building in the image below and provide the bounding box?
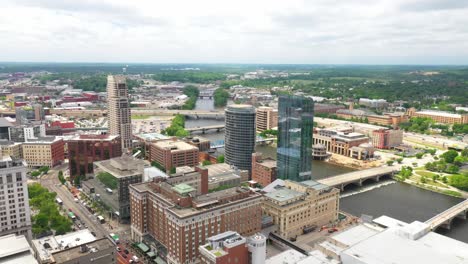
[256,106,278,132]
[0,156,31,240]
[107,75,132,151]
[225,105,256,173]
[277,95,314,181]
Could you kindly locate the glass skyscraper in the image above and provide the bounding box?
[277,95,314,181]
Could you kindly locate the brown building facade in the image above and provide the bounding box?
[67,134,122,179]
[150,139,199,171]
[22,137,65,168]
[251,153,277,187]
[256,106,278,132]
[130,179,263,264]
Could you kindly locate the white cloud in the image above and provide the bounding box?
[1,0,468,64]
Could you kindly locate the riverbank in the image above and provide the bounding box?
[397,177,467,198]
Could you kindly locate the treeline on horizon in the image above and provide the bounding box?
[1,63,467,105]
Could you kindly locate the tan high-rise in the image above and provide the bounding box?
[107,75,132,151]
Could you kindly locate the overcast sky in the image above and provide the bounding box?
[2,0,468,64]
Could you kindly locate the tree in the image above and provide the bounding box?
[58,171,66,185]
[442,176,448,183]
[31,171,41,177]
[74,175,82,186]
[449,173,468,191]
[214,88,230,107]
[396,157,404,164]
[39,166,49,174]
[441,150,459,163]
[446,164,460,174]
[386,160,394,166]
[415,152,424,159]
[217,155,225,163]
[170,167,176,174]
[420,177,427,184]
[461,148,468,157]
[202,160,212,166]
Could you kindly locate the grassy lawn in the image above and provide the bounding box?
[415,170,437,178]
[410,173,446,188]
[132,114,152,119]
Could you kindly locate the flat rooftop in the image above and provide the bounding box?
[299,180,331,191]
[417,110,464,118]
[265,187,305,203]
[136,132,171,141]
[154,140,198,151]
[256,158,277,168]
[69,134,120,141]
[95,155,147,178]
[0,234,35,262]
[51,238,114,263]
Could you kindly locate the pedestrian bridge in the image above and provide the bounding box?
[425,199,468,230]
[317,166,397,191]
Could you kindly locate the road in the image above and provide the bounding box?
[40,165,108,239]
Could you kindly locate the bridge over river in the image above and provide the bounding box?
[317,166,397,191]
[425,199,468,230]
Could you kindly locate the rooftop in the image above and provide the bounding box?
[95,155,147,178]
[136,132,171,142]
[417,109,465,118]
[154,140,198,151]
[69,134,120,141]
[264,187,305,203]
[299,180,331,191]
[51,238,114,263]
[0,234,37,264]
[256,158,277,168]
[172,183,196,195]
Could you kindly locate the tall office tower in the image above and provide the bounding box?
[277,95,314,181]
[0,156,31,240]
[225,105,256,173]
[107,75,132,151]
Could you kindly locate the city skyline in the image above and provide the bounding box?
[2,0,468,64]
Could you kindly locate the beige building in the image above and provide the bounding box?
[0,141,22,159]
[407,108,468,124]
[256,106,278,132]
[107,75,132,150]
[262,180,339,239]
[22,137,64,168]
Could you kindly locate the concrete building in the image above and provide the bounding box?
[8,123,46,142]
[129,177,263,264]
[21,137,64,168]
[314,128,370,158]
[358,98,388,109]
[32,229,98,263]
[372,129,403,149]
[349,143,375,160]
[314,103,346,114]
[277,95,314,181]
[199,231,266,264]
[0,140,22,159]
[251,153,277,187]
[262,180,339,239]
[94,155,147,220]
[198,163,246,188]
[0,156,31,241]
[225,104,256,173]
[50,238,115,264]
[107,75,132,150]
[150,139,199,171]
[66,134,122,180]
[256,106,278,132]
[407,108,468,124]
[0,234,37,264]
[185,136,211,152]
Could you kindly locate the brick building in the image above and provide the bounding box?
[129,176,263,264]
[150,139,199,171]
[372,129,403,149]
[22,137,65,168]
[407,108,468,124]
[66,134,122,179]
[251,153,277,187]
[256,106,278,132]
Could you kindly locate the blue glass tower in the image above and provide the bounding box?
[277,95,314,181]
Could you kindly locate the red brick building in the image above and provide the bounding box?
[251,153,277,187]
[129,177,262,264]
[150,139,199,171]
[66,134,122,179]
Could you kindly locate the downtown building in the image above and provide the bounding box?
[129,175,263,264]
[0,155,31,241]
[372,129,403,149]
[277,95,314,181]
[256,106,278,132]
[66,134,122,179]
[107,75,133,151]
[21,136,65,168]
[225,104,256,174]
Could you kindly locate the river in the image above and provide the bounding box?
[189,98,468,243]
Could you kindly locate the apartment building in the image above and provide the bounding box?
[66,134,122,179]
[251,153,277,187]
[129,177,263,264]
[150,139,199,171]
[372,129,403,149]
[262,180,339,239]
[0,156,31,240]
[256,106,278,132]
[407,108,468,124]
[21,137,64,168]
[0,141,22,159]
[107,75,132,150]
